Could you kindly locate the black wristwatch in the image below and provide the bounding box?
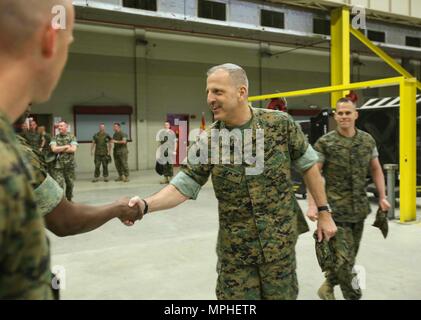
[317,205,331,213]
[142,199,149,215]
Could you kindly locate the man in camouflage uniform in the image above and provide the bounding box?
[0,0,75,299]
[123,64,337,300]
[112,123,130,182]
[25,119,42,150]
[91,123,112,182]
[307,98,390,300]
[50,121,78,201]
[39,126,52,154]
[158,121,177,184]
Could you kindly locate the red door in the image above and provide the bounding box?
[166,114,190,166]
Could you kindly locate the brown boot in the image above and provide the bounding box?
[123,176,129,182]
[317,280,335,300]
[104,177,109,182]
[115,176,123,182]
[92,178,99,183]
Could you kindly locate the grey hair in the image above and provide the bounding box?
[207,63,249,89]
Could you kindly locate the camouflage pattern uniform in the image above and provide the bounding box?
[314,129,378,300]
[171,107,318,300]
[40,132,54,175]
[24,130,41,150]
[93,131,112,179]
[50,133,78,201]
[0,111,53,299]
[40,132,52,155]
[113,131,129,179]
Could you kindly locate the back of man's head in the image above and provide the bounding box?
[0,0,65,58]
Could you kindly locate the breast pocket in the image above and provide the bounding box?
[211,166,244,201]
[262,149,292,196]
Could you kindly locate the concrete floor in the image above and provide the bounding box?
[49,169,421,300]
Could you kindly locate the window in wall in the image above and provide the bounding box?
[73,106,133,143]
[367,30,385,43]
[198,0,226,21]
[261,10,285,29]
[313,18,330,35]
[406,36,421,48]
[122,0,157,11]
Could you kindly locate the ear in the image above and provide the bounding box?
[355,110,359,120]
[41,25,58,58]
[238,85,248,100]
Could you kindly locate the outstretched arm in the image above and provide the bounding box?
[123,185,189,226]
[44,197,140,237]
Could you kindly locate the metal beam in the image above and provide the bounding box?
[248,76,403,102]
[399,78,417,222]
[330,7,350,107]
[350,27,421,91]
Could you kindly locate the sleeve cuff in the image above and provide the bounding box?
[170,171,202,200]
[372,146,379,159]
[34,174,64,216]
[293,145,320,174]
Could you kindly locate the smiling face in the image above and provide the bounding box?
[30,120,37,131]
[113,124,121,132]
[206,69,247,124]
[58,121,68,134]
[334,100,358,131]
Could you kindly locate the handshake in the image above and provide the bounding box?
[115,196,146,226]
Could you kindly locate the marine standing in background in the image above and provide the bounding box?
[159,121,177,184]
[25,119,42,150]
[307,98,391,300]
[50,120,78,201]
[112,122,129,182]
[91,123,112,182]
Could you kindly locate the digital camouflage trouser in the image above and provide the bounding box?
[325,220,365,300]
[216,255,298,300]
[114,151,129,177]
[94,154,109,178]
[50,164,75,201]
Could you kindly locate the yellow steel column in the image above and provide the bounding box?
[399,78,417,222]
[330,7,350,108]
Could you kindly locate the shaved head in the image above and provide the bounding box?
[0,0,67,56]
[336,97,357,111]
[0,0,74,121]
